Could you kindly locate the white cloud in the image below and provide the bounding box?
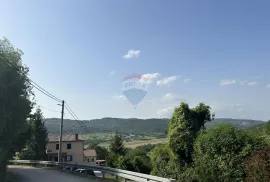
[140,73,161,84]
[157,106,175,117]
[156,76,179,86]
[123,49,140,59]
[247,82,257,86]
[183,78,192,83]
[113,95,126,100]
[240,80,248,86]
[266,84,270,88]
[109,71,115,75]
[162,93,183,102]
[220,80,236,86]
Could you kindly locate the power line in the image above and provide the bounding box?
[64,103,91,133]
[0,53,62,103]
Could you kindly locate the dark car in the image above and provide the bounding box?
[74,168,95,176]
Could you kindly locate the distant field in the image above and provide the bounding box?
[99,138,167,149]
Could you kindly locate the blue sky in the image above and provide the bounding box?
[1,0,270,120]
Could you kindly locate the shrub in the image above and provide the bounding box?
[193,124,266,182]
[244,147,270,182]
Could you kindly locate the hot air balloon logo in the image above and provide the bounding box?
[122,74,148,108]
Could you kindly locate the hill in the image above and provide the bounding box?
[44,117,265,136]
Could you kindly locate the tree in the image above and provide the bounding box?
[132,156,152,174]
[265,120,270,135]
[150,144,181,179]
[244,147,270,182]
[109,131,126,156]
[193,124,266,182]
[18,108,48,160]
[0,38,33,181]
[107,131,126,167]
[168,102,213,165]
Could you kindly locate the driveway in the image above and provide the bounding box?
[7,166,103,182]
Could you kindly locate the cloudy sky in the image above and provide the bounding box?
[1,0,270,121]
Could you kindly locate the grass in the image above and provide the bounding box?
[99,138,167,149]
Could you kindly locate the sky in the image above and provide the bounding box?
[1,0,270,121]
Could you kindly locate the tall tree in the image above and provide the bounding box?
[109,131,126,156]
[168,102,213,165]
[19,108,48,160]
[0,38,33,181]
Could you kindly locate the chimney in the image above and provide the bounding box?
[75,134,78,140]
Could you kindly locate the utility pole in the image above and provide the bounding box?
[58,100,64,163]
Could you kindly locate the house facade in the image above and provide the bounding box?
[83,149,97,165]
[46,134,84,164]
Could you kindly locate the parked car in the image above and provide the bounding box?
[74,168,95,176]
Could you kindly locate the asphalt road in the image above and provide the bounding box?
[8,166,102,182]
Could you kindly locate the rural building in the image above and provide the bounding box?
[46,134,96,165]
[83,149,97,165]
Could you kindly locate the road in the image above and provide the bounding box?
[7,166,103,182]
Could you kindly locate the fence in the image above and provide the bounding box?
[9,160,176,182]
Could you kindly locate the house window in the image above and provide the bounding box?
[87,158,90,162]
[67,143,71,149]
[66,155,73,161]
[92,158,94,162]
[56,144,59,150]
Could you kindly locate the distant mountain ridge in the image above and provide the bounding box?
[44,117,265,135]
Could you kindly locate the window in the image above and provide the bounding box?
[66,155,73,161]
[67,143,71,149]
[87,158,90,162]
[56,144,59,150]
[91,158,94,162]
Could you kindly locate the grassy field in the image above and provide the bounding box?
[99,138,167,148]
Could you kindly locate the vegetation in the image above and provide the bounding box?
[16,108,48,160]
[0,38,48,181]
[0,38,34,181]
[193,124,266,182]
[44,117,265,136]
[244,147,270,182]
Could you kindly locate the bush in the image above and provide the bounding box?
[178,166,198,182]
[244,147,270,182]
[150,144,181,179]
[193,124,266,182]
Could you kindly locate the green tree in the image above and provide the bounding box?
[107,131,126,167]
[0,38,33,181]
[168,102,213,165]
[109,131,126,156]
[265,120,270,135]
[18,108,48,160]
[193,124,266,182]
[150,144,181,179]
[132,156,152,174]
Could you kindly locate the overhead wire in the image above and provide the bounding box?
[1,52,91,134]
[65,102,91,133]
[0,53,62,103]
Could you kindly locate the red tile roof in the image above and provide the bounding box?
[84,149,97,157]
[48,134,84,142]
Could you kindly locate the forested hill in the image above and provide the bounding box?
[44,117,265,135]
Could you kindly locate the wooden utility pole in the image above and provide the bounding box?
[58,100,64,162]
